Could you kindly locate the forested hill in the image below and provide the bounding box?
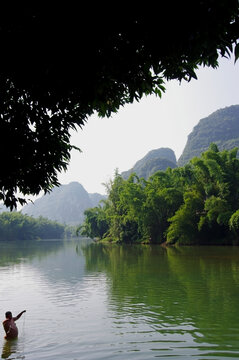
[178,105,239,166]
[80,144,239,245]
[18,105,239,227]
[121,148,177,180]
[22,182,106,225]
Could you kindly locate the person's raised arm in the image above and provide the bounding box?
[13,310,26,321]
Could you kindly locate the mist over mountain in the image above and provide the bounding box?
[121,148,177,179]
[22,182,106,225]
[178,105,239,166]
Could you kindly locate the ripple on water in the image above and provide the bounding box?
[1,241,239,359]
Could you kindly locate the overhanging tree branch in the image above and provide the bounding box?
[0,2,239,208]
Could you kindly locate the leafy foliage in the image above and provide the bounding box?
[229,210,239,236]
[1,3,239,207]
[0,212,66,240]
[77,207,109,240]
[80,144,239,245]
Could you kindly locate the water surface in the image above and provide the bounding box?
[0,240,239,359]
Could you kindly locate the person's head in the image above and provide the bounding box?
[5,311,12,319]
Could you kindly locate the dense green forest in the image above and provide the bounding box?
[79,144,239,245]
[0,212,75,241]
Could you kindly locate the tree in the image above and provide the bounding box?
[103,172,139,243]
[0,212,65,240]
[78,207,109,240]
[1,2,239,208]
[167,144,239,244]
[79,145,239,244]
[166,189,204,245]
[229,210,239,239]
[117,174,147,243]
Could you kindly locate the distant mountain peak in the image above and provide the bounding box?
[21,105,239,224]
[178,104,239,166]
[121,147,177,180]
[22,182,106,225]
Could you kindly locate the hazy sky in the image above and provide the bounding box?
[57,56,239,196]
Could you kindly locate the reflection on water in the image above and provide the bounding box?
[83,243,239,358]
[1,338,18,359]
[0,239,239,359]
[1,336,25,360]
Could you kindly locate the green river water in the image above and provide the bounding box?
[0,239,238,359]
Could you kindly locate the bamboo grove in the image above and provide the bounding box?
[79,144,239,245]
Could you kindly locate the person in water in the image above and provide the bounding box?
[2,310,26,339]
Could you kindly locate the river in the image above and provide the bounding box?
[0,239,238,359]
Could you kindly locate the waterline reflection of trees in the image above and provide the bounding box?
[0,240,65,267]
[82,243,239,350]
